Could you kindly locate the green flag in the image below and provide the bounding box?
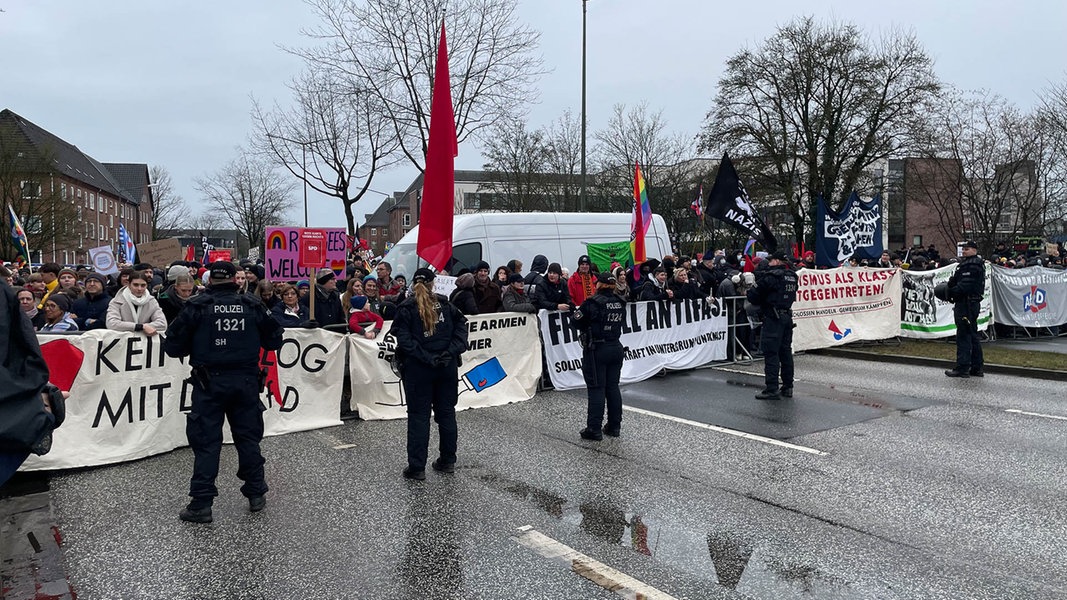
[586,241,633,272]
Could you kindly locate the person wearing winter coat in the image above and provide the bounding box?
[532,262,572,311]
[347,295,385,339]
[448,272,479,315]
[157,274,197,324]
[668,268,702,300]
[71,272,111,330]
[502,272,537,313]
[568,255,598,306]
[472,261,504,314]
[270,284,310,327]
[106,271,167,335]
[638,267,673,301]
[524,254,550,300]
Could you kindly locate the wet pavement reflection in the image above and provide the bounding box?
[478,469,858,596]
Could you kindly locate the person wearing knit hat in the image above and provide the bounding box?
[168,264,189,282]
[40,293,78,332]
[297,267,344,327]
[72,273,112,330]
[56,267,84,301]
[347,294,384,339]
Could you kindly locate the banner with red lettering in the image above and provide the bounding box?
[791,267,903,352]
[21,329,345,471]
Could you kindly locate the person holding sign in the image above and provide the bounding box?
[391,268,469,481]
[163,262,283,523]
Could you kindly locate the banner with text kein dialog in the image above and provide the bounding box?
[21,329,345,471]
[348,312,542,420]
[791,267,902,352]
[899,264,993,339]
[989,265,1067,328]
[539,299,729,391]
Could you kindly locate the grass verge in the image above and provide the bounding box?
[842,339,1066,372]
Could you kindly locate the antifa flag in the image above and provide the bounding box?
[706,153,777,252]
[815,192,884,267]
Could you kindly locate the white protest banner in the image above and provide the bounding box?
[88,245,119,276]
[791,267,902,352]
[348,312,542,420]
[22,328,345,471]
[899,264,993,338]
[990,265,1067,328]
[539,299,729,391]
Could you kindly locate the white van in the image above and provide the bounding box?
[380,212,672,276]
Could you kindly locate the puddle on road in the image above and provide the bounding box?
[479,471,861,597]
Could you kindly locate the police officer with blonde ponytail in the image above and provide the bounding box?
[392,268,469,480]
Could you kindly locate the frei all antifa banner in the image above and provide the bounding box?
[791,267,902,352]
[899,264,993,339]
[706,153,777,252]
[815,192,884,267]
[21,329,346,471]
[539,299,728,391]
[349,312,542,420]
[989,265,1067,327]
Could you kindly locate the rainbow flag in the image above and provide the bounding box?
[743,239,756,257]
[630,162,652,263]
[7,203,31,265]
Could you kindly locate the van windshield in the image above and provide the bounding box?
[380,242,422,279]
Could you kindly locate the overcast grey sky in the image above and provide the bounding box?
[3,0,1065,232]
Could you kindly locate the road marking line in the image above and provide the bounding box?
[513,526,678,600]
[623,406,828,456]
[1005,409,1067,421]
[332,443,358,450]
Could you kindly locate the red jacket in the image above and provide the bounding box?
[348,309,384,335]
[568,272,597,306]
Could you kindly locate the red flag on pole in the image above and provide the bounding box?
[185,243,195,262]
[416,20,458,271]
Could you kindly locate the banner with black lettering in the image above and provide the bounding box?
[539,299,729,391]
[899,264,993,338]
[989,265,1067,327]
[815,192,884,267]
[348,312,542,420]
[21,329,345,471]
[791,267,902,352]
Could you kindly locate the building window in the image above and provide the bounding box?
[89,194,96,210]
[403,214,411,227]
[371,227,377,236]
[61,183,67,200]
[20,181,41,199]
[77,206,83,220]
[99,225,106,240]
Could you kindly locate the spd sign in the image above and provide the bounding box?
[299,229,328,269]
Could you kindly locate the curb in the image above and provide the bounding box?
[809,348,1067,382]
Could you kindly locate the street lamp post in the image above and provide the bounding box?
[265,133,326,227]
[580,0,588,212]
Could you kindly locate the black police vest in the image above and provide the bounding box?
[590,293,625,342]
[190,291,263,366]
[767,268,798,309]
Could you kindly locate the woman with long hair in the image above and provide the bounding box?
[340,277,364,314]
[391,268,468,480]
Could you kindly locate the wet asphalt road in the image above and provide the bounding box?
[3,352,1067,599]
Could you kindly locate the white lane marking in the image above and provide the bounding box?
[332,443,358,450]
[1005,409,1067,422]
[514,526,679,600]
[623,405,828,456]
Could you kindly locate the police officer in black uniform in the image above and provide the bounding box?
[573,271,626,440]
[163,261,283,523]
[746,251,798,400]
[392,268,469,480]
[945,240,985,378]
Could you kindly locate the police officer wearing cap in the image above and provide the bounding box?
[746,251,798,400]
[572,271,626,440]
[163,261,283,523]
[946,241,985,378]
[392,268,469,480]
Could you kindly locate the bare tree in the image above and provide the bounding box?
[700,17,940,246]
[293,0,544,172]
[0,124,78,261]
[1038,76,1067,234]
[252,67,401,235]
[149,165,190,239]
[912,89,1054,253]
[479,120,557,211]
[592,103,698,246]
[194,151,296,250]
[188,210,225,234]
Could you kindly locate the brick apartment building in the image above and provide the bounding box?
[1,109,154,265]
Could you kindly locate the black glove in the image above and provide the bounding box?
[432,352,452,368]
[300,319,319,329]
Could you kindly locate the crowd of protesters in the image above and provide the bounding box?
[2,238,1062,340]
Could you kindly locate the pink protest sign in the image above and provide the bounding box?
[265,227,347,281]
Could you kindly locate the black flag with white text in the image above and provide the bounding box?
[706,153,777,252]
